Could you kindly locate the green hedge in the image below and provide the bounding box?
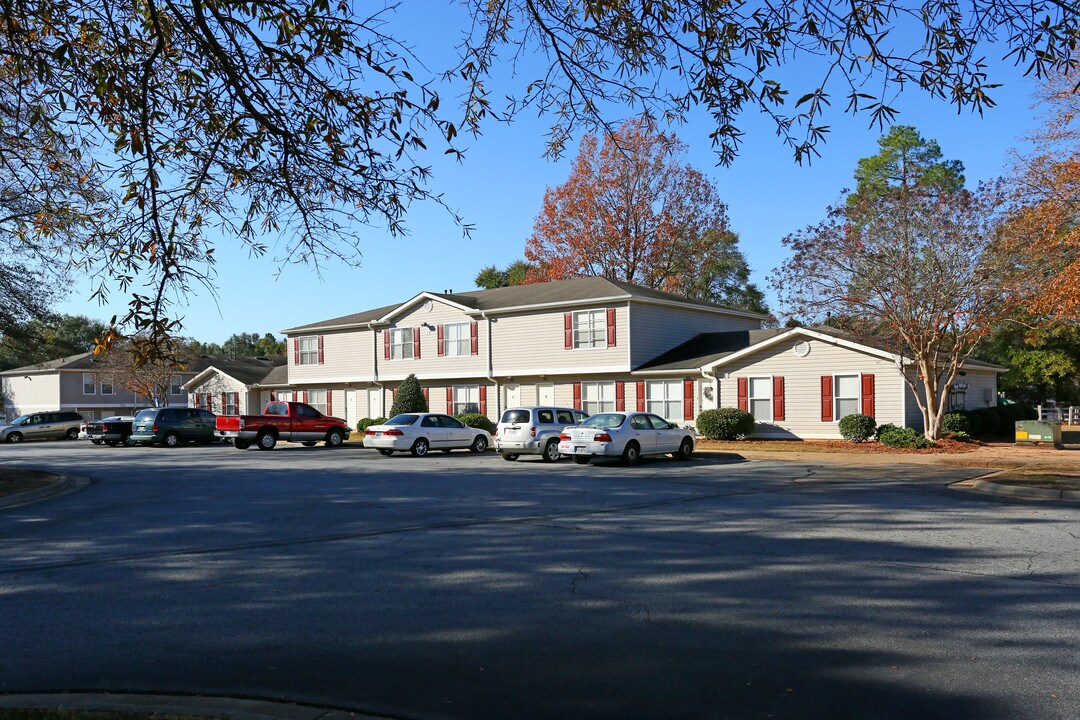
[455,413,496,434]
[960,404,1036,438]
[879,426,935,449]
[838,413,876,442]
[940,412,970,435]
[696,408,755,440]
[357,417,387,433]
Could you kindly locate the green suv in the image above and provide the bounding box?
[130,407,218,447]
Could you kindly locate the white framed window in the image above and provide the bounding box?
[169,376,184,396]
[99,377,114,395]
[834,375,861,419]
[277,390,294,402]
[307,389,328,415]
[224,392,240,416]
[299,336,319,365]
[452,385,480,414]
[573,310,606,349]
[581,382,616,415]
[444,322,470,357]
[82,373,96,395]
[391,328,414,360]
[646,380,683,420]
[748,377,772,421]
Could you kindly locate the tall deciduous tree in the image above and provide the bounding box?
[94,336,197,408]
[774,132,1033,440]
[0,315,110,371]
[474,261,534,290]
[524,118,766,312]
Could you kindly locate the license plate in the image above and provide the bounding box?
[575,446,585,453]
[375,431,382,436]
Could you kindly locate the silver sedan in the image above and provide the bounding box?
[558,412,696,465]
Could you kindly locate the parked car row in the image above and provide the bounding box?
[1,412,84,443]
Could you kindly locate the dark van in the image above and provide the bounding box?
[130,407,217,447]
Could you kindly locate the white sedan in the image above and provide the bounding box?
[363,413,491,457]
[558,412,695,465]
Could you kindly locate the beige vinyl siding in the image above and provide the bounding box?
[380,301,488,380]
[630,303,761,368]
[188,372,252,414]
[1,374,60,418]
[954,370,998,411]
[491,305,630,375]
[288,328,373,383]
[60,370,144,406]
[718,339,905,439]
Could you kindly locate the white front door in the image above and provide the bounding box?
[345,390,358,428]
[367,388,382,418]
[538,383,555,406]
[505,383,521,409]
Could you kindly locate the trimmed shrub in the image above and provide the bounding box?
[879,426,935,449]
[455,413,496,434]
[941,412,970,435]
[874,423,900,441]
[696,408,755,440]
[838,413,876,442]
[357,417,387,433]
[390,374,428,416]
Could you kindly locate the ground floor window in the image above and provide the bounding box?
[581,382,616,415]
[224,392,240,416]
[834,375,860,419]
[748,377,772,421]
[646,380,683,420]
[306,389,328,415]
[453,386,480,414]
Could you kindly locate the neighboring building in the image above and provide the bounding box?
[184,356,288,416]
[0,352,204,422]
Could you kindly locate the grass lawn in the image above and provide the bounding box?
[0,468,58,499]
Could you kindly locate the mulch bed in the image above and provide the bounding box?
[697,437,984,455]
[0,468,58,498]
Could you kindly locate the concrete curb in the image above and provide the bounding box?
[0,692,390,720]
[0,472,91,510]
[967,478,1080,502]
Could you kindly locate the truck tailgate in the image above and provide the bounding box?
[216,416,243,432]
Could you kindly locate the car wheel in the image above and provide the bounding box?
[410,438,430,457]
[325,429,345,447]
[621,441,640,466]
[163,431,181,448]
[302,441,317,447]
[470,435,488,453]
[572,455,590,465]
[233,438,251,450]
[541,439,561,463]
[123,435,138,447]
[65,427,79,440]
[502,453,519,462]
[90,439,102,445]
[256,430,277,450]
[6,432,22,443]
[674,437,694,460]
[377,448,394,456]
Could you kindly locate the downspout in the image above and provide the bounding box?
[369,323,385,416]
[480,311,497,417]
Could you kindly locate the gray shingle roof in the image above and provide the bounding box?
[635,329,788,371]
[196,355,287,385]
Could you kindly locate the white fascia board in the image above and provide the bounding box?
[488,364,630,378]
[632,368,701,376]
[282,321,380,335]
[378,292,479,323]
[183,366,241,389]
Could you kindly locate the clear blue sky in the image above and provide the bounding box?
[54,4,1045,344]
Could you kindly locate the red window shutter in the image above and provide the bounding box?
[772,376,785,421]
[221,392,227,414]
[636,381,646,412]
[193,394,199,409]
[470,321,479,355]
[564,313,573,349]
[821,376,834,422]
[302,390,308,404]
[384,330,390,360]
[293,338,299,365]
[615,382,625,411]
[683,379,694,420]
[737,377,749,412]
[446,386,453,414]
[437,324,444,357]
[422,387,429,405]
[392,387,397,400]
[326,390,332,417]
[413,327,421,359]
[606,307,616,347]
[861,374,876,418]
[479,386,487,416]
[318,336,324,364]
[573,382,582,410]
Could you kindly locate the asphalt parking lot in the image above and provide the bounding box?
[1,440,1079,719]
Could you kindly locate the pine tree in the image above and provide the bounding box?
[390,374,428,416]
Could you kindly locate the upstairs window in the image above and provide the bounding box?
[100,377,115,395]
[298,336,319,365]
[572,310,606,349]
[390,328,414,360]
[82,373,96,395]
[443,322,471,357]
[169,376,184,396]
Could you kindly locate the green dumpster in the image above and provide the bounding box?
[1015,420,1064,448]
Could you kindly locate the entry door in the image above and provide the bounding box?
[367,388,382,418]
[537,383,555,406]
[345,390,358,428]
[505,384,520,409]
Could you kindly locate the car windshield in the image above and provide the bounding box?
[385,414,419,426]
[580,413,626,428]
[134,409,157,422]
[9,415,30,426]
[501,409,530,424]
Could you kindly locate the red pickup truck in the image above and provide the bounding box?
[216,401,351,450]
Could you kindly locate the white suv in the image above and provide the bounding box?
[495,406,589,462]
